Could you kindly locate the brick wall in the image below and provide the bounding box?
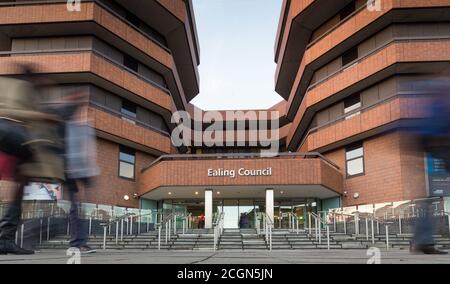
[72,138,157,208]
[324,131,427,207]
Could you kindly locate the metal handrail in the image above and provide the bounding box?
[100,211,156,250]
[288,213,301,234]
[261,213,273,251]
[213,212,225,251]
[309,212,330,250]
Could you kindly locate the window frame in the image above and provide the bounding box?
[345,142,365,178]
[119,145,136,180]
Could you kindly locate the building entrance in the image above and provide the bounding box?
[161,198,319,230]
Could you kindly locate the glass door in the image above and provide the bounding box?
[239,200,255,229]
[223,200,239,229]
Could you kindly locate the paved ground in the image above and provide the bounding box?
[0,249,449,264]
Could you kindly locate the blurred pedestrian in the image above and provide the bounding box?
[45,87,99,254]
[409,75,450,255]
[0,65,64,255]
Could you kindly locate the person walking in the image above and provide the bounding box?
[45,88,99,254]
[0,67,64,255]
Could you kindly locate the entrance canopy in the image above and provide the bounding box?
[138,153,344,200]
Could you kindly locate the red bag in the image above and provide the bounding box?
[0,152,17,180]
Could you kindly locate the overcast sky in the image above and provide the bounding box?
[190,0,284,111]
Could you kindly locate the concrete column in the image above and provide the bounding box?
[204,189,213,229]
[266,189,274,222]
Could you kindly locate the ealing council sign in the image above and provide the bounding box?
[207,168,272,179]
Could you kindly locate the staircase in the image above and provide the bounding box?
[37,229,450,251]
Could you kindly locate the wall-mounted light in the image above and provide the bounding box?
[123,195,130,201]
[353,192,360,199]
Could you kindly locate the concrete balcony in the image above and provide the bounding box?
[138,153,344,200]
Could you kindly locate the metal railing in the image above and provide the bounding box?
[288,213,301,234]
[261,213,273,251]
[308,212,330,250]
[213,212,225,251]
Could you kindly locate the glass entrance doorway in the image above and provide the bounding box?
[216,200,260,229]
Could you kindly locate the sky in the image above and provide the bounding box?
[190,0,284,111]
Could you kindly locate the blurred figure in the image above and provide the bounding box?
[0,65,64,255]
[410,76,450,255]
[198,213,205,229]
[45,87,99,254]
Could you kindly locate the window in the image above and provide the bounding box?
[123,54,139,72]
[121,99,137,124]
[119,146,136,179]
[346,143,364,177]
[344,94,361,119]
[342,47,358,66]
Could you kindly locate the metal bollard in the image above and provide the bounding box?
[399,214,402,235]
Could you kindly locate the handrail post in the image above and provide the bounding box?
[398,213,402,235]
[47,217,50,241]
[103,226,107,250]
[315,218,318,241]
[39,219,43,245]
[318,217,322,245]
[138,216,141,235]
[326,225,330,250]
[371,217,375,244]
[333,213,337,232]
[343,214,347,235]
[130,217,133,235]
[168,219,171,243]
[120,219,124,242]
[308,213,312,236]
[173,215,177,235]
[269,223,272,251]
[365,218,369,241]
[448,214,450,237]
[296,218,299,234]
[386,225,389,251]
[158,225,161,250]
[20,224,24,248]
[88,217,92,236]
[355,212,360,236]
[115,221,119,245]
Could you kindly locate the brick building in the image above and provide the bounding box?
[1,0,450,229]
